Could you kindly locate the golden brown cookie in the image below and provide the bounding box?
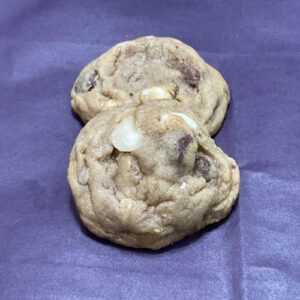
[68,101,240,249]
[71,36,230,135]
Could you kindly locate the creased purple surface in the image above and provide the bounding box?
[0,1,300,299]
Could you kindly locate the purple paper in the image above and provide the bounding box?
[1,1,299,299]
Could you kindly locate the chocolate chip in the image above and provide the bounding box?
[125,47,136,58]
[178,135,193,163]
[179,65,200,88]
[86,70,99,92]
[110,148,119,161]
[194,154,212,181]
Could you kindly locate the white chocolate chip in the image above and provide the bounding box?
[78,168,89,185]
[180,182,187,190]
[111,116,143,152]
[172,113,198,131]
[139,87,172,103]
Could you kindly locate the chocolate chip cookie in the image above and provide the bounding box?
[68,101,240,249]
[71,36,230,135]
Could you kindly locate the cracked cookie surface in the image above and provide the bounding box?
[71,36,230,135]
[68,101,240,249]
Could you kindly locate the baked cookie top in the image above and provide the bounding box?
[71,36,230,135]
[68,101,240,249]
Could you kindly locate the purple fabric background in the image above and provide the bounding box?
[0,1,299,299]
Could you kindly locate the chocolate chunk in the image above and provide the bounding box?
[75,70,100,93]
[125,47,136,58]
[110,148,120,161]
[178,135,193,163]
[194,154,212,181]
[86,70,99,92]
[180,65,200,87]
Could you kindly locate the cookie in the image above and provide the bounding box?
[68,101,240,249]
[71,36,230,135]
